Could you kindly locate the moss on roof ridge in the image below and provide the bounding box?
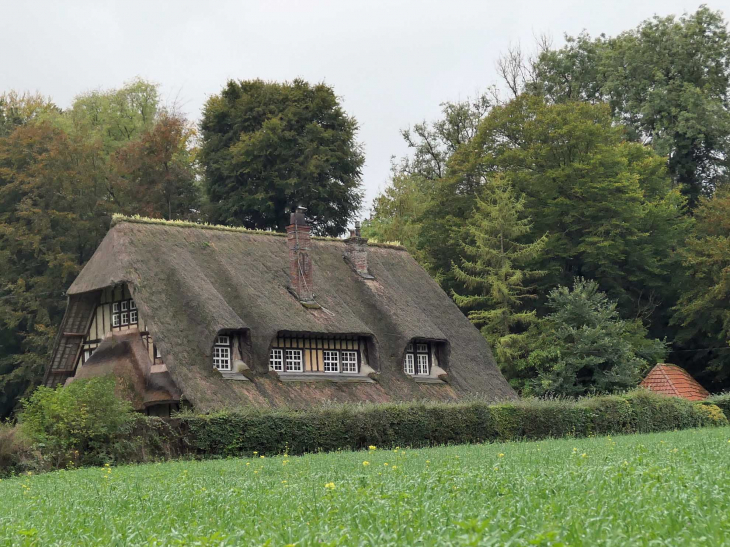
[111,214,406,249]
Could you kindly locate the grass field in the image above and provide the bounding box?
[2,427,730,546]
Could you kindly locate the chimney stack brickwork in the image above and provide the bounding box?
[344,221,373,278]
[286,207,315,302]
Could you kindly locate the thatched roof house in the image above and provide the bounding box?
[43,210,516,415]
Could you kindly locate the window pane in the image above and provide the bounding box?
[269,349,284,371]
[121,312,128,326]
[341,351,358,373]
[323,351,339,372]
[417,354,429,375]
[121,301,128,311]
[406,343,414,352]
[130,310,138,324]
[112,302,119,313]
[416,343,428,353]
[112,314,120,327]
[215,335,230,346]
[404,354,415,375]
[285,349,303,372]
[213,346,231,371]
[129,300,136,310]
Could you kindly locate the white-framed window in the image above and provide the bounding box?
[213,335,231,371]
[323,350,339,372]
[111,299,137,327]
[269,349,284,371]
[404,353,415,375]
[404,341,430,376]
[417,354,429,375]
[285,349,303,372]
[341,351,358,373]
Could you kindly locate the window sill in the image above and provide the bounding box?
[413,376,446,384]
[278,373,375,383]
[220,372,251,382]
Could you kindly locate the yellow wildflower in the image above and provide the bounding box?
[362,461,370,466]
[368,445,377,451]
[498,453,504,458]
[324,482,335,489]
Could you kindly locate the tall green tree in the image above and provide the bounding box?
[0,122,108,417]
[0,80,200,418]
[527,6,730,207]
[671,187,730,386]
[517,279,667,396]
[426,95,689,327]
[0,92,57,137]
[363,93,491,266]
[451,177,546,370]
[200,79,364,236]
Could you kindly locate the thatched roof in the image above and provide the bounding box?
[67,217,516,410]
[73,331,180,410]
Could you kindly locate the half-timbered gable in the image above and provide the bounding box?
[44,210,516,412]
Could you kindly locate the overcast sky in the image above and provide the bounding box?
[1,0,717,216]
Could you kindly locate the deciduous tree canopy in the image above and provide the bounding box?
[200,79,364,236]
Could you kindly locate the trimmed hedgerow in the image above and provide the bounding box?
[2,388,726,474]
[171,390,727,458]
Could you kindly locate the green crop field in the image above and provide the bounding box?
[2,427,730,546]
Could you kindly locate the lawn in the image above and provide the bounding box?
[2,428,730,546]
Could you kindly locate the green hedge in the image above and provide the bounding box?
[171,390,727,458]
[3,389,726,475]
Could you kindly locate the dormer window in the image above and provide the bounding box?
[111,298,138,328]
[268,335,367,375]
[213,335,231,371]
[404,342,430,376]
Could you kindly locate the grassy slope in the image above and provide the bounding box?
[2,428,730,546]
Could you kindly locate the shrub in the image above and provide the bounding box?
[6,386,725,474]
[172,389,724,458]
[18,377,139,469]
[0,423,33,477]
[707,393,730,419]
[696,402,730,426]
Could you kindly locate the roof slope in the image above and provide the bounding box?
[74,331,180,410]
[68,219,516,410]
[640,364,709,401]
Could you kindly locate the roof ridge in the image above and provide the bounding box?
[111,214,407,250]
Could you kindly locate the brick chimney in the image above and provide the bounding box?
[286,206,315,303]
[344,221,373,279]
